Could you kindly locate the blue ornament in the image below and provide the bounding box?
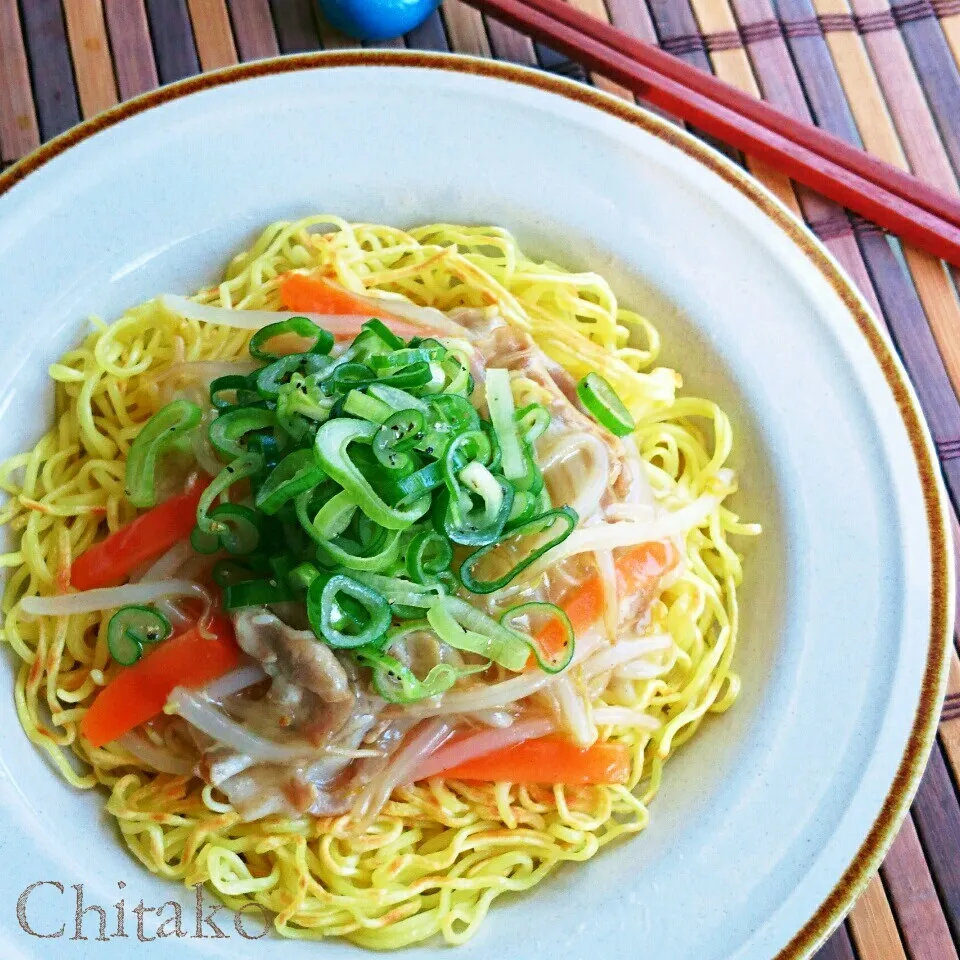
[318,0,442,42]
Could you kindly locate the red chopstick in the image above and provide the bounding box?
[463,0,960,268]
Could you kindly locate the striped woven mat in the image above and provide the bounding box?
[3,2,960,958]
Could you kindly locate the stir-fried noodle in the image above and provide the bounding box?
[0,218,758,947]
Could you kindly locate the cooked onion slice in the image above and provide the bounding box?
[117,732,195,776]
[409,630,604,717]
[20,579,212,617]
[409,716,556,782]
[167,686,317,763]
[162,295,360,333]
[540,432,609,521]
[160,294,465,337]
[551,676,596,747]
[521,475,733,583]
[342,289,468,336]
[581,633,672,678]
[136,541,195,583]
[200,662,268,701]
[351,718,454,824]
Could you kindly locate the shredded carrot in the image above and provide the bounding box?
[80,614,239,749]
[531,540,678,666]
[441,736,631,785]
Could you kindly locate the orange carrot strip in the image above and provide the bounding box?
[530,540,678,666]
[280,273,376,316]
[279,273,430,340]
[441,736,630,785]
[80,614,239,749]
[71,479,209,591]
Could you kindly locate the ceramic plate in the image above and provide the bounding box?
[0,52,952,960]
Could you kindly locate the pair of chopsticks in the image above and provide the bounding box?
[462,0,960,269]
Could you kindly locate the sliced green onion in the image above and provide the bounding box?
[350,327,393,364]
[438,473,514,547]
[367,384,430,414]
[255,448,326,515]
[384,460,446,507]
[207,503,262,555]
[350,572,445,609]
[275,376,332,433]
[311,489,358,540]
[249,317,334,361]
[208,407,276,460]
[255,353,331,400]
[195,452,263,534]
[576,372,635,437]
[516,403,551,445]
[255,356,299,401]
[428,394,480,433]
[377,361,435,391]
[245,432,282,476]
[390,602,432,620]
[459,506,579,594]
[441,432,492,508]
[307,573,391,648]
[189,524,220,555]
[512,447,545,495]
[440,354,471,396]
[506,489,539,529]
[361,317,405,351]
[354,620,487,704]
[429,597,529,672]
[500,602,574,673]
[322,362,375,395]
[289,561,321,592]
[269,554,295,582]
[223,577,294,609]
[143,315,589,673]
[318,527,403,573]
[405,530,453,585]
[419,362,448,395]
[295,490,348,545]
[314,419,430,530]
[210,375,260,410]
[211,560,259,588]
[369,346,444,371]
[125,400,202,508]
[190,503,263,555]
[354,512,383,548]
[358,647,459,703]
[342,390,394,424]
[479,421,502,472]
[107,605,172,665]
[372,409,425,472]
[458,461,504,522]
[486,368,525,482]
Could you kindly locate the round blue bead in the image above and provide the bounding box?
[318,0,441,42]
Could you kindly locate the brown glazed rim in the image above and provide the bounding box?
[0,49,951,960]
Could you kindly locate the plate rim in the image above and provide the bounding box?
[0,48,952,960]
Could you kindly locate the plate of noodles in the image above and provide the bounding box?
[0,51,951,960]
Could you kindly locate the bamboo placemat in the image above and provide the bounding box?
[2,2,960,957]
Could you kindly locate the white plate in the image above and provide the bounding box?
[0,51,951,960]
